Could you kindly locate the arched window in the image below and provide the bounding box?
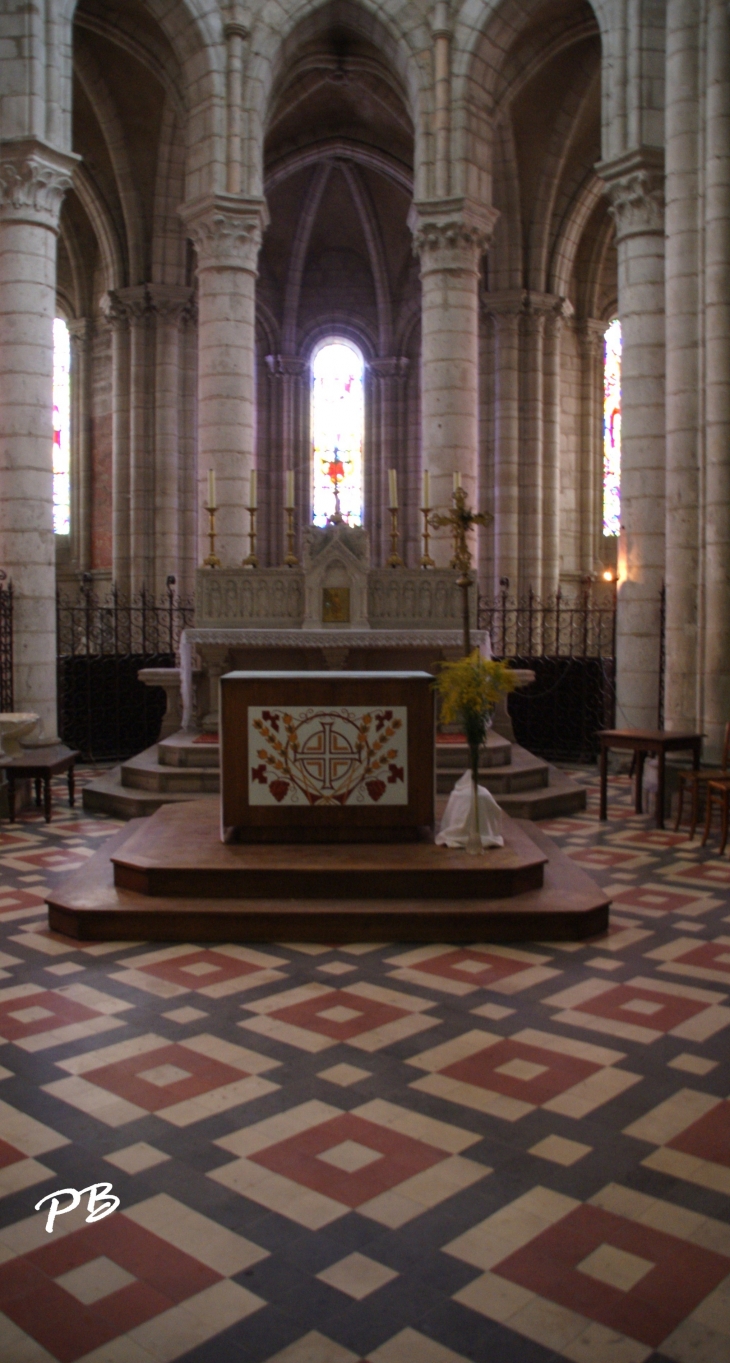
[311,338,364,526]
[603,317,621,538]
[53,317,71,536]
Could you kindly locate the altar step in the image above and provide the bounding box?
[83,729,586,822]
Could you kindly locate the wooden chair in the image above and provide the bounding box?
[674,720,730,837]
[702,779,730,854]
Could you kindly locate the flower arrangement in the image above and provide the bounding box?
[434,651,518,852]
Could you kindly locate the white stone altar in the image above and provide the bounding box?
[182,522,486,732]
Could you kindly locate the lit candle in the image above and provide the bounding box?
[207,468,216,509]
[453,471,462,493]
[422,469,431,510]
[249,469,257,509]
[388,469,398,509]
[286,469,295,508]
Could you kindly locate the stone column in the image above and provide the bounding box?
[485,295,521,592]
[578,320,606,575]
[543,301,569,595]
[369,357,409,564]
[99,291,131,593]
[0,139,76,739]
[179,195,268,568]
[597,148,666,729]
[704,0,730,757]
[522,306,545,595]
[118,287,152,596]
[664,0,700,733]
[67,317,92,573]
[408,198,498,565]
[148,285,193,593]
[266,354,307,565]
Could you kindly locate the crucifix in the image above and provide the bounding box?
[428,481,493,655]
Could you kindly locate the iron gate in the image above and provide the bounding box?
[478,585,617,762]
[56,577,193,761]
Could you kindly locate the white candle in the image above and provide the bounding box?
[286,469,295,508]
[207,468,216,509]
[453,471,462,493]
[388,468,398,509]
[249,469,257,509]
[422,469,431,510]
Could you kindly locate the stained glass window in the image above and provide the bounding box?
[603,317,621,538]
[311,339,364,526]
[53,317,71,536]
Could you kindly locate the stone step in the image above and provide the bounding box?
[436,744,549,795]
[497,768,587,819]
[436,732,511,769]
[82,768,204,820]
[158,733,220,768]
[120,747,220,793]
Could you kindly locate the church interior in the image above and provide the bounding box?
[0,1,729,1361]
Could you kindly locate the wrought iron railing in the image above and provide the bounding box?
[477,586,617,762]
[56,577,193,761]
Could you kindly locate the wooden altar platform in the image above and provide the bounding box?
[47,799,609,943]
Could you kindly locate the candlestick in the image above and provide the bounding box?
[249,469,257,510]
[285,469,295,509]
[452,470,462,495]
[283,506,298,567]
[419,506,435,568]
[202,501,221,569]
[388,468,398,510]
[242,505,258,568]
[422,468,431,511]
[386,506,404,568]
[207,468,217,510]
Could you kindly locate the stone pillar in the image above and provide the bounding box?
[148,285,193,593]
[598,148,666,729]
[369,357,409,564]
[704,0,730,757]
[265,355,307,565]
[664,0,700,733]
[485,297,521,592]
[578,320,606,575]
[408,198,498,565]
[0,139,76,739]
[100,291,131,593]
[119,287,152,596]
[224,8,248,196]
[179,195,268,568]
[67,317,92,573]
[543,302,568,595]
[522,307,545,595]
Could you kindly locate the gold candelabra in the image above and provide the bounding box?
[386,506,404,568]
[283,506,299,567]
[242,506,258,568]
[202,501,221,568]
[419,506,435,568]
[428,486,492,653]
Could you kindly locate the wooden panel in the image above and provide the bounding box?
[220,670,434,839]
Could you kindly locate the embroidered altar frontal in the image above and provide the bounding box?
[220,671,435,841]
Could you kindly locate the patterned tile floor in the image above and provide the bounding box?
[0,769,727,1362]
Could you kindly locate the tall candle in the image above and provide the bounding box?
[249,469,257,509]
[207,468,216,508]
[422,469,430,510]
[286,469,295,508]
[388,468,398,509]
[453,471,462,493]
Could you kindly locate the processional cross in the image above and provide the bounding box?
[428,485,493,655]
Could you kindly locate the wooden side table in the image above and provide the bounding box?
[597,729,703,830]
[0,744,80,823]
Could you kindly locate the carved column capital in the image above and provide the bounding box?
[408,196,499,273]
[265,354,307,379]
[0,138,78,232]
[146,283,195,325]
[578,317,607,359]
[369,357,409,381]
[67,317,92,350]
[179,194,269,271]
[596,147,665,241]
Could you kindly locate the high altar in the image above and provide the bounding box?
[181,520,488,733]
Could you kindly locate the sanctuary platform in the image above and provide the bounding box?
[47,797,609,943]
